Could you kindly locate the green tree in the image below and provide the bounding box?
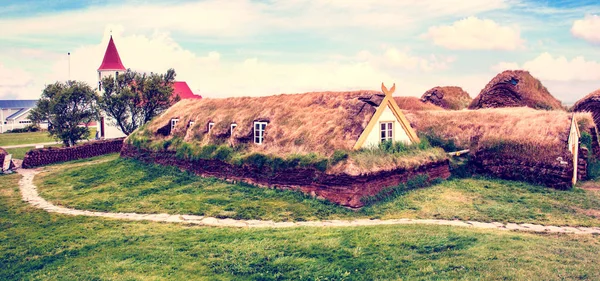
[98,68,179,135]
[29,81,98,147]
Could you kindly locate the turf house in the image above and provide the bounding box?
[404,108,596,189]
[122,83,451,207]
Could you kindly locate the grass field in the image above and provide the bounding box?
[3,173,600,280]
[5,144,62,159]
[0,127,97,147]
[36,154,600,226]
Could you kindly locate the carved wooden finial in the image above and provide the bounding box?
[381,82,396,96]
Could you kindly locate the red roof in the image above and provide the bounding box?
[173,81,202,99]
[98,36,126,71]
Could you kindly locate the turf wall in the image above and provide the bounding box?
[22,138,124,168]
[471,147,585,190]
[121,144,451,208]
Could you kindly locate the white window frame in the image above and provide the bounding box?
[254,121,267,144]
[170,118,179,134]
[208,122,214,133]
[188,121,195,128]
[231,123,237,134]
[380,121,394,143]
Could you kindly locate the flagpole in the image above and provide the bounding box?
[68,52,71,81]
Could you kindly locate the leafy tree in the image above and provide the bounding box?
[29,81,98,147]
[98,68,179,135]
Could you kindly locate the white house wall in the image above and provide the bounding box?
[360,104,412,149]
[1,108,47,133]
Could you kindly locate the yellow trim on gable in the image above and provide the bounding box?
[353,83,420,150]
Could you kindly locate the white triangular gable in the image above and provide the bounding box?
[353,83,419,150]
[360,104,413,149]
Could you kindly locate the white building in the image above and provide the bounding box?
[0,100,48,133]
[96,35,128,139]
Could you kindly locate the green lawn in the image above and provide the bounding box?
[3,173,600,280]
[0,131,56,146]
[0,127,97,147]
[5,144,62,159]
[37,154,600,226]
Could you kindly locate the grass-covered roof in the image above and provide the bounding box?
[142,90,394,156]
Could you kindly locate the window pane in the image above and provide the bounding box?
[381,131,386,138]
[381,123,386,130]
[388,123,393,130]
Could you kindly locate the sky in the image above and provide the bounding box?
[0,0,600,104]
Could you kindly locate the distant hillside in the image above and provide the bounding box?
[469,70,564,111]
[393,96,443,111]
[421,86,472,110]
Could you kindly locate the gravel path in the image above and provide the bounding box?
[18,168,600,234]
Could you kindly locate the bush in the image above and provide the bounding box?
[6,124,40,133]
[331,150,349,165]
[422,131,458,152]
[213,146,234,161]
[243,153,269,170]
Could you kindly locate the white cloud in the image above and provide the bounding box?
[355,48,454,72]
[490,61,520,72]
[571,15,600,44]
[423,17,524,50]
[0,63,37,99]
[493,52,600,81]
[0,0,510,39]
[1,27,413,99]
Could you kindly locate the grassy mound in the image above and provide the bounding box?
[469,70,564,110]
[421,86,472,110]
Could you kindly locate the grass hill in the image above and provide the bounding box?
[469,70,564,110]
[421,86,472,110]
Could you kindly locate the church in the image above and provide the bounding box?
[96,35,202,139]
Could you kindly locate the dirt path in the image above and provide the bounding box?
[17,168,600,234]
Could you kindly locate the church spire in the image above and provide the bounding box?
[98,35,126,71]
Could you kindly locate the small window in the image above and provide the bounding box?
[170,118,179,133]
[208,122,214,133]
[188,121,195,128]
[380,122,393,143]
[231,123,237,134]
[254,122,267,144]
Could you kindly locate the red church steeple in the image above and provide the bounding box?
[98,35,126,71]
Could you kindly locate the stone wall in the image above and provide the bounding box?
[22,138,124,168]
[121,144,451,208]
[472,149,576,190]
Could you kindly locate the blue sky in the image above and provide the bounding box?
[0,0,599,104]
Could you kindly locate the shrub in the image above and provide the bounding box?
[199,145,218,159]
[243,153,269,170]
[423,131,458,152]
[6,124,40,133]
[330,150,349,165]
[213,146,234,161]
